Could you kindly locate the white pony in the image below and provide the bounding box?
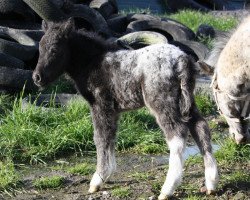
[205,16,250,144]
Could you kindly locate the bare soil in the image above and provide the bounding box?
[0,152,249,200]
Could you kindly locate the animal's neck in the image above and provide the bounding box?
[66,31,115,79]
[65,30,118,103]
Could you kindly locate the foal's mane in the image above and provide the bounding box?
[45,19,121,57]
[71,28,120,54]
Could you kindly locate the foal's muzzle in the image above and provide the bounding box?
[32,71,44,87]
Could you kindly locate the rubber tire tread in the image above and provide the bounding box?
[127,19,195,41]
[0,38,37,61]
[0,66,36,91]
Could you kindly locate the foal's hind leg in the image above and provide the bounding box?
[88,104,119,193]
[188,107,219,194]
[143,95,188,199]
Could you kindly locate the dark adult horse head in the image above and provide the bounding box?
[33,18,74,87]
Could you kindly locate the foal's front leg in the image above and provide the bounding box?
[89,105,119,193]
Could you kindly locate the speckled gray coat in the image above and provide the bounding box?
[33,19,218,198]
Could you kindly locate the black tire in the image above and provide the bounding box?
[107,15,128,34]
[23,1,112,37]
[0,53,25,69]
[0,26,43,46]
[67,4,112,37]
[0,66,37,91]
[160,17,195,39]
[0,20,41,30]
[116,31,168,49]
[23,0,66,22]
[0,0,36,21]
[169,40,209,61]
[0,38,38,61]
[89,0,118,19]
[127,19,195,41]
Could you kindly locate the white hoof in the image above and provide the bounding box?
[88,185,100,193]
[158,193,170,200]
[89,172,103,193]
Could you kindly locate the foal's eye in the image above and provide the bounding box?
[50,48,57,54]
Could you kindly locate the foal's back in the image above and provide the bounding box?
[102,43,187,111]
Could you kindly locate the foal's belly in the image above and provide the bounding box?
[113,81,144,111]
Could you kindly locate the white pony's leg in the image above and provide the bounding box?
[158,136,186,200]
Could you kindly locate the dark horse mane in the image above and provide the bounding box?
[44,19,121,76]
[63,26,121,81]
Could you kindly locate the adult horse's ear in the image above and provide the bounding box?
[196,61,214,75]
[62,17,75,37]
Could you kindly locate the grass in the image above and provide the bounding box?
[215,139,250,164]
[33,175,64,189]
[166,10,238,33]
[0,95,166,162]
[221,170,250,183]
[66,163,95,176]
[195,92,216,116]
[128,172,150,181]
[0,160,19,191]
[0,96,94,163]
[111,186,131,198]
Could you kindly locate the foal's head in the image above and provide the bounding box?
[33,18,75,87]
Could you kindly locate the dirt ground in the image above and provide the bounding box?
[0,151,249,200]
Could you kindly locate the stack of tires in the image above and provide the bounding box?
[0,0,44,93]
[0,0,212,94]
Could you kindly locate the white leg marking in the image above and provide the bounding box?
[204,153,219,191]
[89,172,103,193]
[159,137,186,199]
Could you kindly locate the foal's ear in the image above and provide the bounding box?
[42,20,55,32]
[61,17,75,37]
[42,20,49,32]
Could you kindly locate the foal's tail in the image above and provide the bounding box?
[177,56,196,122]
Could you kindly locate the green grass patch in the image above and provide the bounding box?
[111,186,131,198]
[0,96,94,163]
[118,109,166,154]
[195,93,216,116]
[215,139,250,164]
[33,175,64,189]
[166,10,238,33]
[67,163,95,176]
[221,170,250,183]
[129,172,150,181]
[0,160,19,191]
